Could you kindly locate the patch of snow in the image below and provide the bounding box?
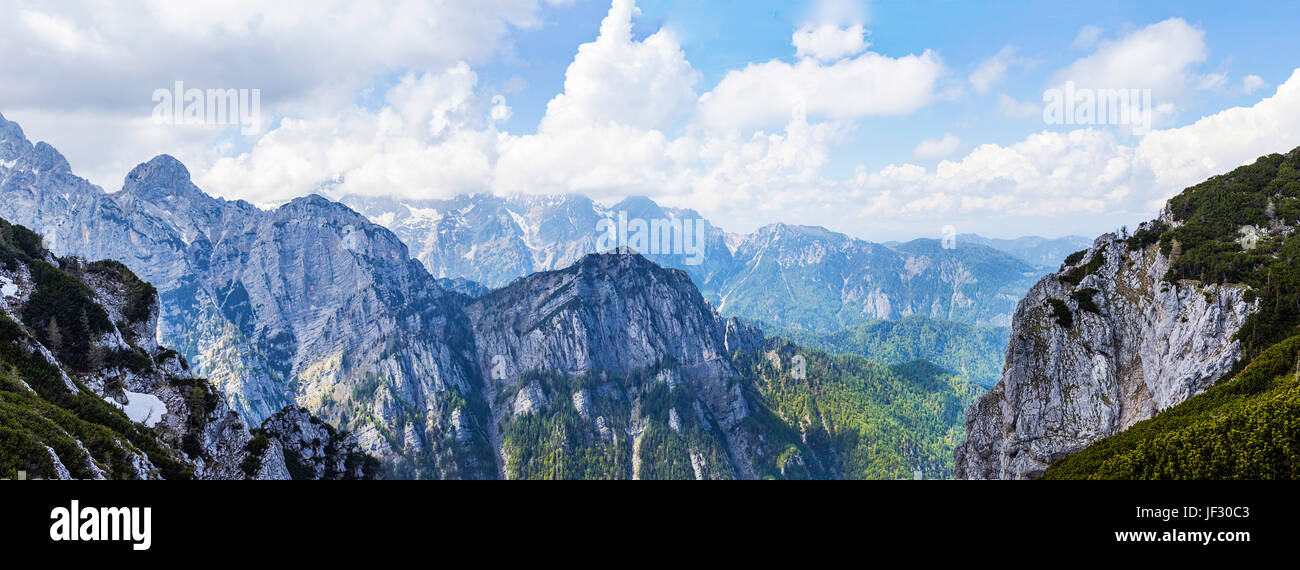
[506,209,538,249]
[0,276,17,297]
[407,206,442,220]
[110,390,168,427]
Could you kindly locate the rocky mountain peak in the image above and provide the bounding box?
[0,111,30,161]
[122,154,203,199]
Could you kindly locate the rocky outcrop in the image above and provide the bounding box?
[955,214,1256,479]
[256,406,378,480]
[465,252,756,479]
[0,114,485,479]
[0,221,376,479]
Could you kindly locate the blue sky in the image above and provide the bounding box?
[4,0,1300,241]
[483,0,1300,174]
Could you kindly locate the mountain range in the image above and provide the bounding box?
[337,192,1048,331]
[0,112,982,479]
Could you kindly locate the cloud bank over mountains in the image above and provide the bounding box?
[3,0,1298,240]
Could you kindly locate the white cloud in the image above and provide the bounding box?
[793,24,871,61]
[697,50,945,130]
[490,95,513,123]
[199,65,498,204]
[848,68,1300,236]
[0,0,574,190]
[540,0,699,131]
[1137,68,1300,202]
[18,9,98,54]
[1242,74,1267,94]
[1197,72,1228,91]
[13,0,1299,243]
[1073,25,1103,50]
[970,46,1017,94]
[912,133,962,160]
[1052,18,1207,120]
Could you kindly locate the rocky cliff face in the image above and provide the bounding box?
[0,113,483,478]
[0,219,374,479]
[955,213,1256,479]
[465,252,759,479]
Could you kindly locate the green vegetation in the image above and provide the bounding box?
[1071,288,1101,315]
[0,220,193,480]
[241,432,270,477]
[1044,298,1073,328]
[765,315,1010,387]
[733,339,981,479]
[1060,244,1107,286]
[86,259,157,325]
[0,313,191,480]
[499,359,734,480]
[1046,334,1300,479]
[1151,150,1300,360]
[1126,221,1167,251]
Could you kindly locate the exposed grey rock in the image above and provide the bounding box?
[0,115,485,478]
[955,219,1256,479]
[466,252,760,479]
[257,406,377,480]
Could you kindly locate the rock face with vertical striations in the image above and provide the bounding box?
[955,213,1256,479]
[0,216,375,479]
[464,252,759,479]
[0,112,487,479]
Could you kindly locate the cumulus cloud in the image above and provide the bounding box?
[0,0,573,190]
[793,24,871,61]
[1242,75,1267,94]
[848,69,1300,236]
[1051,18,1207,120]
[1137,69,1300,202]
[199,65,499,204]
[539,0,699,131]
[697,50,945,130]
[912,133,962,160]
[12,0,1299,242]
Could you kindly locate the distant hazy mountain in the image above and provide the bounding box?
[956,234,1093,270]
[722,225,1039,330]
[765,315,1011,388]
[339,194,1041,330]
